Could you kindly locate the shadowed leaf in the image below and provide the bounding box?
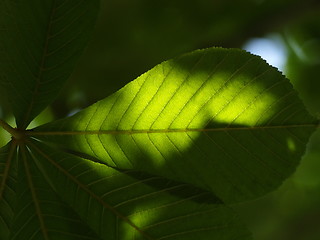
[25,140,251,240]
[0,143,18,240]
[31,48,319,203]
[0,0,99,128]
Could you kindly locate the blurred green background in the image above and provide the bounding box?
[0,0,319,239]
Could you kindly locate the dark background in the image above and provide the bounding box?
[1,0,320,239]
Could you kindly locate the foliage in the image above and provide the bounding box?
[0,0,319,239]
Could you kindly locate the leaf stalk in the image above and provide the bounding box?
[0,119,25,140]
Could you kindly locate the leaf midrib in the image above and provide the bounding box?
[21,145,50,240]
[27,140,155,240]
[27,123,319,136]
[21,0,57,129]
[0,142,16,200]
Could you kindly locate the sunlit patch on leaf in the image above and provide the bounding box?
[31,48,318,204]
[287,138,296,152]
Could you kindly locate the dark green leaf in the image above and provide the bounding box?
[0,0,99,128]
[25,140,251,240]
[0,143,18,240]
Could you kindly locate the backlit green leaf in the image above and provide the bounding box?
[31,48,319,203]
[0,0,99,129]
[24,140,250,240]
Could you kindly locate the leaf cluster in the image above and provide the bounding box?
[0,1,318,240]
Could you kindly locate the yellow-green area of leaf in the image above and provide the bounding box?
[1,47,319,240]
[29,48,319,204]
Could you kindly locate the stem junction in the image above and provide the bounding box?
[0,119,25,140]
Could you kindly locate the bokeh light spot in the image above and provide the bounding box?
[243,34,287,72]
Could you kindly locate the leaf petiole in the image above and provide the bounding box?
[0,119,25,140]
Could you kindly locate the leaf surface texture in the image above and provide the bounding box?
[32,48,318,203]
[0,8,318,236]
[0,0,99,128]
[1,140,252,240]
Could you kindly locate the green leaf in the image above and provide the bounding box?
[0,0,99,129]
[0,143,18,240]
[6,140,249,240]
[11,144,100,240]
[31,48,319,203]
